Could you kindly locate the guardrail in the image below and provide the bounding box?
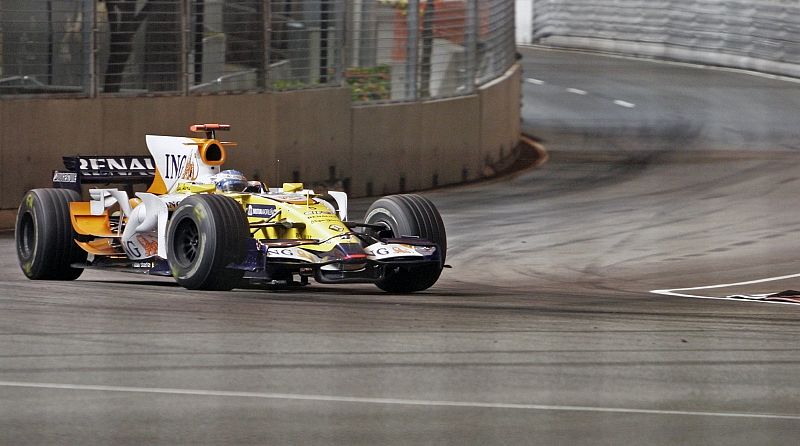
[530,0,800,78]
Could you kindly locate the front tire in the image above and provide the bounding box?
[15,188,87,280]
[364,194,447,293]
[167,194,248,290]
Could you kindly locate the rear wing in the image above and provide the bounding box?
[52,155,156,194]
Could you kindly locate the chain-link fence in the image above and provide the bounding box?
[0,0,516,102]
[348,0,516,100]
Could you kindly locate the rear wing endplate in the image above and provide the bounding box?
[52,155,156,194]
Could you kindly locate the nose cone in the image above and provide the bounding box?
[320,243,368,272]
[336,243,368,262]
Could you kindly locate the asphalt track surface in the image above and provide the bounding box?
[2,46,800,444]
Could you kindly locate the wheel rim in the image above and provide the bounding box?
[18,212,36,260]
[173,218,200,266]
[367,215,395,239]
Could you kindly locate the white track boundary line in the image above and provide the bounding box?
[524,77,545,85]
[651,272,800,305]
[1,380,799,420]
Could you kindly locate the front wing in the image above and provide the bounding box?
[76,235,442,286]
[238,236,442,284]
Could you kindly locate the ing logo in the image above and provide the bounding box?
[181,153,198,181]
[164,153,197,180]
[136,235,159,257]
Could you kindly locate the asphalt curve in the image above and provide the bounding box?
[1,46,800,445]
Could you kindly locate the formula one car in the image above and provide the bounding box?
[15,124,446,292]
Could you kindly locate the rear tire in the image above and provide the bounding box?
[15,188,87,280]
[364,194,447,293]
[167,194,248,290]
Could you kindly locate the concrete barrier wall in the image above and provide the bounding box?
[0,64,520,211]
[479,65,522,176]
[529,0,800,78]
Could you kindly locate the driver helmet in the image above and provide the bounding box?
[213,169,247,193]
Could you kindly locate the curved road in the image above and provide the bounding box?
[1,47,800,444]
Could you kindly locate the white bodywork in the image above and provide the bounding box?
[88,189,173,259]
[83,134,213,260]
[146,135,222,193]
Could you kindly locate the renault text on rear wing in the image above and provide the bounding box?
[53,155,156,193]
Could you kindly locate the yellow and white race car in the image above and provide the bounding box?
[15,124,446,293]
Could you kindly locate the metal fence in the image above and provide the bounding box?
[0,0,516,102]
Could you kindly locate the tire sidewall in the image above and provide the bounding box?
[167,194,247,290]
[167,197,218,286]
[15,188,85,280]
[15,191,42,277]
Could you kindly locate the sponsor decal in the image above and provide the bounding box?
[328,224,345,232]
[265,247,317,263]
[125,241,141,258]
[78,157,155,176]
[53,172,78,183]
[159,194,187,211]
[269,194,310,202]
[307,215,339,222]
[163,154,188,180]
[267,248,295,257]
[304,210,332,216]
[247,204,278,218]
[365,243,424,259]
[136,235,159,257]
[125,233,159,259]
[180,153,198,180]
[380,245,415,255]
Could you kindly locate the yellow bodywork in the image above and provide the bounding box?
[176,183,216,194]
[281,183,304,193]
[233,192,355,253]
[70,186,353,256]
